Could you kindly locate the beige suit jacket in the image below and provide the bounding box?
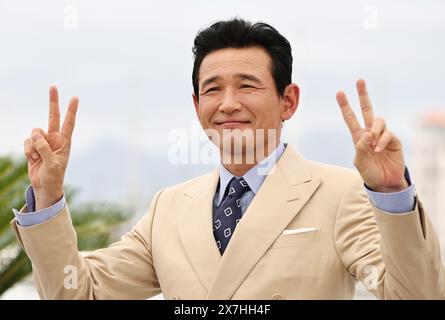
[11,145,445,299]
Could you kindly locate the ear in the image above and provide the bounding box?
[192,93,199,116]
[281,84,299,121]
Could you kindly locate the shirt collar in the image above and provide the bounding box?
[217,143,286,205]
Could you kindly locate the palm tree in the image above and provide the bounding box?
[0,156,131,296]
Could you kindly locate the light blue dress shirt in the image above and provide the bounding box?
[14,143,415,227]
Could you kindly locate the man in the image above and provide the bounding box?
[11,18,444,299]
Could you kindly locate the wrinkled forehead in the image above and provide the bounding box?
[198,47,273,86]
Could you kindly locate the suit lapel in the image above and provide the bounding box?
[206,145,322,299]
[177,169,221,291]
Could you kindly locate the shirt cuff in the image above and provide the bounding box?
[12,186,66,227]
[365,184,416,214]
[364,166,416,214]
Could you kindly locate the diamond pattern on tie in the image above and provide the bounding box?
[213,177,250,255]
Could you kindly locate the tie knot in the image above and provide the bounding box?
[226,177,250,198]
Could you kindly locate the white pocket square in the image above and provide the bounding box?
[282,227,317,235]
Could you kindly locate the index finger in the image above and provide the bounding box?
[61,96,79,139]
[336,91,363,143]
[356,79,375,129]
[48,85,60,133]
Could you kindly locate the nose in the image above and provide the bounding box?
[219,89,242,114]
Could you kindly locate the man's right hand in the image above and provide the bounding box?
[24,86,79,211]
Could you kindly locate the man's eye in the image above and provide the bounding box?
[240,84,255,89]
[205,87,219,94]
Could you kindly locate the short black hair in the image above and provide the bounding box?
[192,18,293,100]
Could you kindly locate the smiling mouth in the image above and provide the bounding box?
[216,120,251,128]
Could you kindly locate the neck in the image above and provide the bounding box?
[220,141,281,177]
[223,162,256,177]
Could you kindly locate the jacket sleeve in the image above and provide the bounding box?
[334,175,445,299]
[10,190,164,300]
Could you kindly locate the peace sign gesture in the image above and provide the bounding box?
[24,86,79,210]
[336,79,408,193]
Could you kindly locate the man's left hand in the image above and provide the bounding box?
[336,79,409,193]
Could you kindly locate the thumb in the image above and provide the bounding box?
[32,134,54,162]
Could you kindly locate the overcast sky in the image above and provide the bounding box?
[1,0,444,206]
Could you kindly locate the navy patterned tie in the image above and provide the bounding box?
[213,177,250,255]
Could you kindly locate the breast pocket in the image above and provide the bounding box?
[270,228,320,249]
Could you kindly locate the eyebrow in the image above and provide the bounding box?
[236,73,262,84]
[200,73,263,92]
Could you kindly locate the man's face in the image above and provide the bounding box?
[193,47,295,160]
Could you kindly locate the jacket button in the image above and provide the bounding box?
[272,293,282,300]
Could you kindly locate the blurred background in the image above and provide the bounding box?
[0,0,444,299]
